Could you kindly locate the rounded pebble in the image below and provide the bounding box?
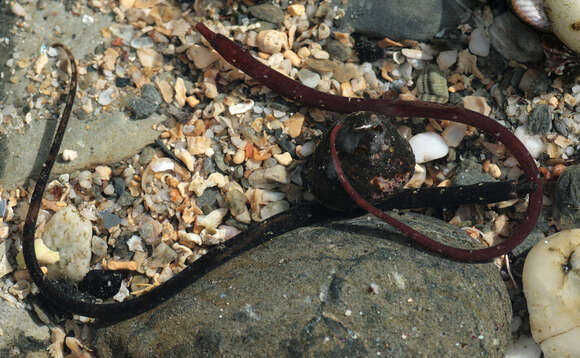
[296,69,320,88]
[469,27,490,57]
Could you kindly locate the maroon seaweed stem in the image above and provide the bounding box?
[196,22,543,262]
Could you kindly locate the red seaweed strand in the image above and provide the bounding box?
[196,22,543,261]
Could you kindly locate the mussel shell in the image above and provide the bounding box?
[307,112,415,211]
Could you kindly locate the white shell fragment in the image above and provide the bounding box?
[196,208,228,231]
[41,206,92,281]
[408,132,449,163]
[514,126,545,159]
[229,100,254,115]
[61,149,78,162]
[523,229,580,358]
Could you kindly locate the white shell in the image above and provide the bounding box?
[408,132,449,163]
[523,229,580,358]
[545,0,580,52]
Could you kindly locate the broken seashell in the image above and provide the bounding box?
[196,208,228,231]
[523,229,580,358]
[61,149,78,162]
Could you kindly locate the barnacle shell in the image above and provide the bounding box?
[523,229,580,358]
[544,0,580,52]
[512,0,552,31]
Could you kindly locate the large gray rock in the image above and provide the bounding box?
[334,0,476,41]
[0,110,164,187]
[95,214,511,357]
[0,302,50,357]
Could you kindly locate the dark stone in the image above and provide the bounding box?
[273,129,296,156]
[102,212,122,229]
[248,4,284,24]
[94,214,511,358]
[213,146,229,173]
[79,270,123,299]
[353,36,384,63]
[128,84,162,119]
[518,69,550,97]
[115,77,132,87]
[203,157,215,175]
[555,165,580,228]
[112,234,131,259]
[452,159,497,186]
[112,176,126,197]
[554,118,569,137]
[489,12,544,63]
[197,188,219,214]
[527,104,552,135]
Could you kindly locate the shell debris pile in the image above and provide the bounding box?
[0,0,579,355]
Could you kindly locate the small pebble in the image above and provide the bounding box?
[437,50,457,70]
[249,4,285,24]
[273,152,292,166]
[311,48,330,60]
[98,87,115,106]
[527,104,552,135]
[62,149,78,162]
[103,184,115,196]
[130,36,154,49]
[514,126,545,159]
[257,30,287,54]
[442,123,467,147]
[186,45,219,69]
[297,68,321,88]
[469,28,490,57]
[324,40,352,62]
[129,84,162,119]
[102,212,122,229]
[136,48,163,68]
[463,96,491,116]
[94,165,112,181]
[408,132,449,163]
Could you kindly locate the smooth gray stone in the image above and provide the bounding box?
[334,0,475,41]
[489,12,544,63]
[0,111,165,188]
[95,214,511,358]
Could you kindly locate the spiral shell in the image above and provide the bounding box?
[511,0,552,32]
